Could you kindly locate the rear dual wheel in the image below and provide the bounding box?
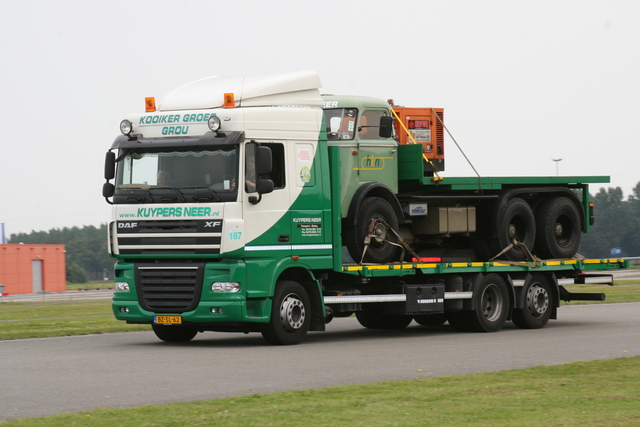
[490,196,581,261]
[535,197,581,259]
[449,274,510,333]
[512,274,554,329]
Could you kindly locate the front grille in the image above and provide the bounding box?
[136,264,204,313]
[116,219,222,255]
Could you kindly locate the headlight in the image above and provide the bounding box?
[120,120,133,135]
[115,282,130,292]
[208,115,221,132]
[211,282,240,293]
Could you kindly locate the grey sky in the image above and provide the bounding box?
[1,0,638,237]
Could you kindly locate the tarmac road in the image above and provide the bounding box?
[1,302,639,420]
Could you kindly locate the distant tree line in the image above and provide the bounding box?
[579,182,640,258]
[6,182,639,282]
[8,224,112,283]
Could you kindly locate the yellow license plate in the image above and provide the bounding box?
[154,315,182,324]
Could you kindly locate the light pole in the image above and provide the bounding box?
[552,159,562,176]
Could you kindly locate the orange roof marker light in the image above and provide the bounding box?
[145,97,157,112]
[223,93,235,108]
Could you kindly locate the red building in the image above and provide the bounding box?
[0,244,66,294]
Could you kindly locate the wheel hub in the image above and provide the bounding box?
[527,284,549,317]
[554,222,564,238]
[372,221,387,244]
[280,293,305,331]
[481,284,503,321]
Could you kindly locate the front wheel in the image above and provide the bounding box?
[152,324,199,342]
[344,197,399,264]
[261,281,311,345]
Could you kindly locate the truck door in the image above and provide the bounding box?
[356,109,398,193]
[289,142,329,253]
[243,141,291,256]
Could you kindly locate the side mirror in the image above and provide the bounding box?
[247,143,274,204]
[257,179,274,195]
[103,182,115,198]
[104,151,116,180]
[103,151,116,204]
[249,178,274,205]
[379,116,394,138]
[255,145,272,175]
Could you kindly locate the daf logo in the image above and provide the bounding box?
[204,221,221,228]
[118,222,137,228]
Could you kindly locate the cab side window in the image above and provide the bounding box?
[245,142,286,192]
[325,108,357,140]
[359,110,387,140]
[262,143,286,189]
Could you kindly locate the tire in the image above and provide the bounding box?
[535,197,581,259]
[344,197,399,264]
[261,281,311,345]
[355,304,412,329]
[152,324,198,343]
[491,197,536,261]
[414,314,447,327]
[512,274,554,329]
[465,273,510,332]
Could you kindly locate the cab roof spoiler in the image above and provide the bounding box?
[110,131,245,150]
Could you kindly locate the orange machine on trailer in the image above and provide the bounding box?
[391,103,445,173]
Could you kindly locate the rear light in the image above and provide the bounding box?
[412,257,442,263]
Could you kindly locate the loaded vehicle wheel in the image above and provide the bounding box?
[261,280,311,345]
[152,324,199,342]
[535,197,581,259]
[471,237,495,261]
[464,273,511,332]
[491,197,536,261]
[512,274,554,329]
[355,304,413,329]
[344,197,399,264]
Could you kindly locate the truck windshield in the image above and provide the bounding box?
[324,108,357,141]
[114,146,238,203]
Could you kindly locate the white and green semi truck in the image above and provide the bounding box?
[103,71,627,345]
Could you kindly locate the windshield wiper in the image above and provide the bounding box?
[123,187,153,202]
[181,186,221,202]
[150,187,186,202]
